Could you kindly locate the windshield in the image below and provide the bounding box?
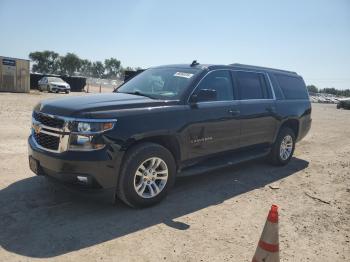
[117,68,201,99]
[48,77,64,83]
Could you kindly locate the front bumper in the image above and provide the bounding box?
[28,135,124,202]
[51,88,70,92]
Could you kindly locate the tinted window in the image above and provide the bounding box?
[236,71,269,100]
[275,74,308,99]
[196,70,234,101]
[269,74,284,99]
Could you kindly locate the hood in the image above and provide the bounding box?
[35,93,171,117]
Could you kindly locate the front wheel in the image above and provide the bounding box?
[117,143,176,208]
[268,127,296,166]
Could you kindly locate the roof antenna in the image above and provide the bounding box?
[190,60,199,67]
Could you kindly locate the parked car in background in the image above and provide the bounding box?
[38,77,70,93]
[337,99,350,109]
[309,93,343,104]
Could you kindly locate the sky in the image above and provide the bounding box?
[0,0,349,89]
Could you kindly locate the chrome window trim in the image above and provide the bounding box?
[187,69,277,104]
[239,99,275,102]
[31,112,117,153]
[192,100,240,105]
[265,72,276,100]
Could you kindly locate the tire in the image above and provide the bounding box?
[117,142,176,208]
[268,127,296,166]
[65,90,70,94]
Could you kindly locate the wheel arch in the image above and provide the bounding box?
[122,135,182,170]
[275,118,300,142]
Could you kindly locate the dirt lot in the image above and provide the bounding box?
[0,91,349,261]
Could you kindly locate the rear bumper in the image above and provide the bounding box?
[297,117,312,142]
[28,135,124,202]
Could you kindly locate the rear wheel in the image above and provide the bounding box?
[268,127,295,166]
[117,143,176,208]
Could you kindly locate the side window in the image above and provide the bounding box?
[275,74,308,100]
[195,70,234,101]
[269,74,284,100]
[235,71,270,100]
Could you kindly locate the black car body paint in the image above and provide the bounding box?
[28,63,312,202]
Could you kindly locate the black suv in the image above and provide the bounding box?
[28,62,312,207]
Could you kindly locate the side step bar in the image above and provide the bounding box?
[178,147,271,177]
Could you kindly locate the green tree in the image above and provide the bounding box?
[29,50,60,74]
[306,85,318,93]
[104,58,121,78]
[91,61,105,78]
[80,59,92,76]
[60,53,81,76]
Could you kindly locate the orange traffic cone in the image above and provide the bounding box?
[252,205,279,262]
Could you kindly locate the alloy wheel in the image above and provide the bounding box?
[280,135,293,160]
[133,157,168,198]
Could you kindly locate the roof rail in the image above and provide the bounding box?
[229,63,297,75]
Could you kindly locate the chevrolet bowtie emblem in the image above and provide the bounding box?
[33,123,42,134]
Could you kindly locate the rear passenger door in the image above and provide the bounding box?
[232,71,277,147]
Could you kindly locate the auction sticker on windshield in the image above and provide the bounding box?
[174,72,194,78]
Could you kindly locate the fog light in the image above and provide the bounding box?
[69,134,105,151]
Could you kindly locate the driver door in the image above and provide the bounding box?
[183,70,241,159]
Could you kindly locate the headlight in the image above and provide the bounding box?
[70,121,115,134]
[68,120,116,151]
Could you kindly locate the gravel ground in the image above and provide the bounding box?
[0,91,349,261]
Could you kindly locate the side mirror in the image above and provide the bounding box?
[190,89,217,103]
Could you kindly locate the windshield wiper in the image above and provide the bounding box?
[118,91,156,99]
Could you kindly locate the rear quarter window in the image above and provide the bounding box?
[275,74,308,100]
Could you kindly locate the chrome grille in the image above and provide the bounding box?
[32,112,68,153]
[33,132,60,150]
[31,111,116,153]
[33,111,65,128]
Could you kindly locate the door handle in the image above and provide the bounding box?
[228,109,240,116]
